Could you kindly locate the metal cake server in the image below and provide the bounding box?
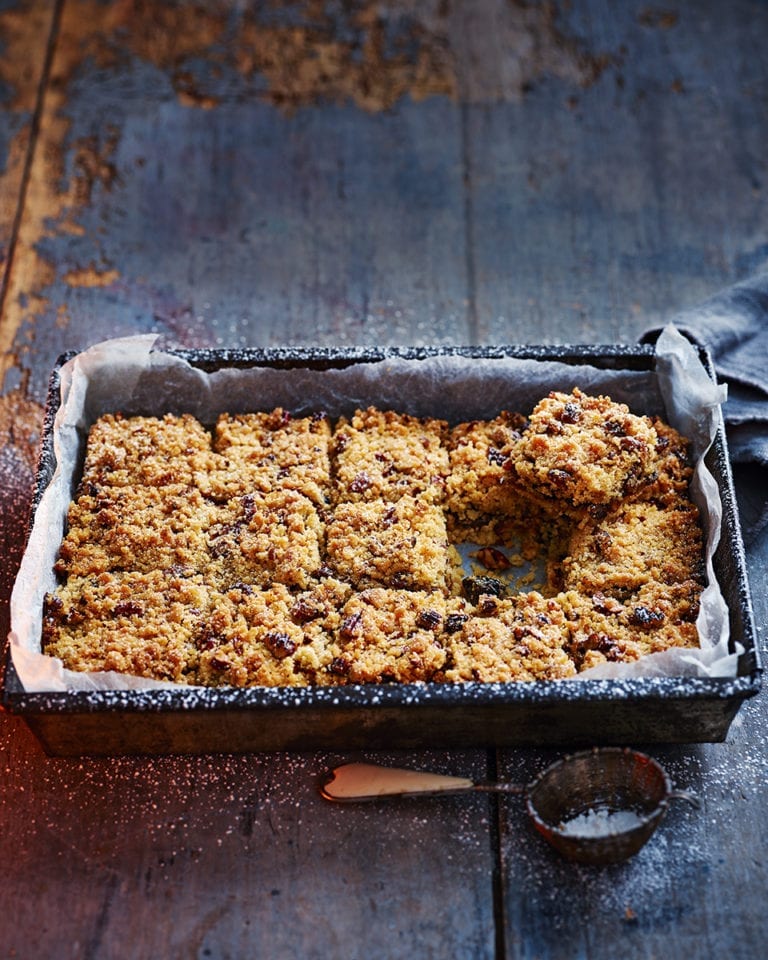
[320,762,523,802]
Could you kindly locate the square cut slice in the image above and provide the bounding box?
[507,388,658,510]
[202,409,332,505]
[560,498,704,598]
[206,489,324,590]
[332,407,449,504]
[558,580,701,673]
[325,496,453,592]
[437,591,576,683]
[446,411,527,518]
[195,579,350,688]
[42,570,212,683]
[326,588,458,684]
[80,413,214,489]
[55,483,219,578]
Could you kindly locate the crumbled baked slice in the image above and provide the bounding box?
[195,579,350,687]
[325,495,453,592]
[202,409,332,505]
[559,580,701,672]
[326,588,456,683]
[637,416,694,504]
[80,413,214,489]
[506,388,658,511]
[55,483,219,578]
[437,591,576,683]
[446,411,527,519]
[332,407,449,503]
[42,570,211,682]
[560,498,704,598]
[206,489,325,590]
[445,411,550,557]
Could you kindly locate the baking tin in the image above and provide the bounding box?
[2,345,761,756]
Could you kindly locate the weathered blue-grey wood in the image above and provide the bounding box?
[0,728,497,959]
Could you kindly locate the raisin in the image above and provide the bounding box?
[594,530,613,555]
[619,436,643,452]
[487,447,508,467]
[444,613,468,634]
[559,402,581,424]
[265,630,297,658]
[230,581,255,596]
[628,606,665,629]
[339,611,363,640]
[210,655,230,672]
[290,599,321,624]
[209,537,232,559]
[114,600,143,617]
[590,632,622,659]
[349,472,373,494]
[604,420,626,436]
[547,468,572,488]
[382,505,397,527]
[274,409,292,427]
[416,609,442,631]
[390,572,411,589]
[329,656,350,676]
[195,627,221,651]
[43,594,64,619]
[478,596,499,616]
[462,576,506,604]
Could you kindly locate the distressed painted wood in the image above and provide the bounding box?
[1,0,767,957]
[0,0,55,293]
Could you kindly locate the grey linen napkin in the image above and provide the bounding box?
[641,272,768,540]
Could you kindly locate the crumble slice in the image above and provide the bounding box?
[445,411,549,558]
[325,495,455,592]
[636,416,694,504]
[560,498,704,598]
[195,579,350,688]
[436,591,576,683]
[42,570,211,683]
[325,588,457,684]
[506,388,658,511]
[559,580,701,672]
[80,413,214,489]
[201,409,332,505]
[206,489,324,590]
[55,483,219,578]
[332,407,449,504]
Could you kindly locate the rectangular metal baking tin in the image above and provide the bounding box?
[2,345,761,756]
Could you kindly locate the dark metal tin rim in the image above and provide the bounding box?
[3,341,761,727]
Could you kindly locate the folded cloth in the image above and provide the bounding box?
[641,272,768,541]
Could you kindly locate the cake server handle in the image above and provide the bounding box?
[320,762,524,802]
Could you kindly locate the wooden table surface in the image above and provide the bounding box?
[1,2,767,957]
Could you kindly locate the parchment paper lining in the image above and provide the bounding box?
[9,326,736,692]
